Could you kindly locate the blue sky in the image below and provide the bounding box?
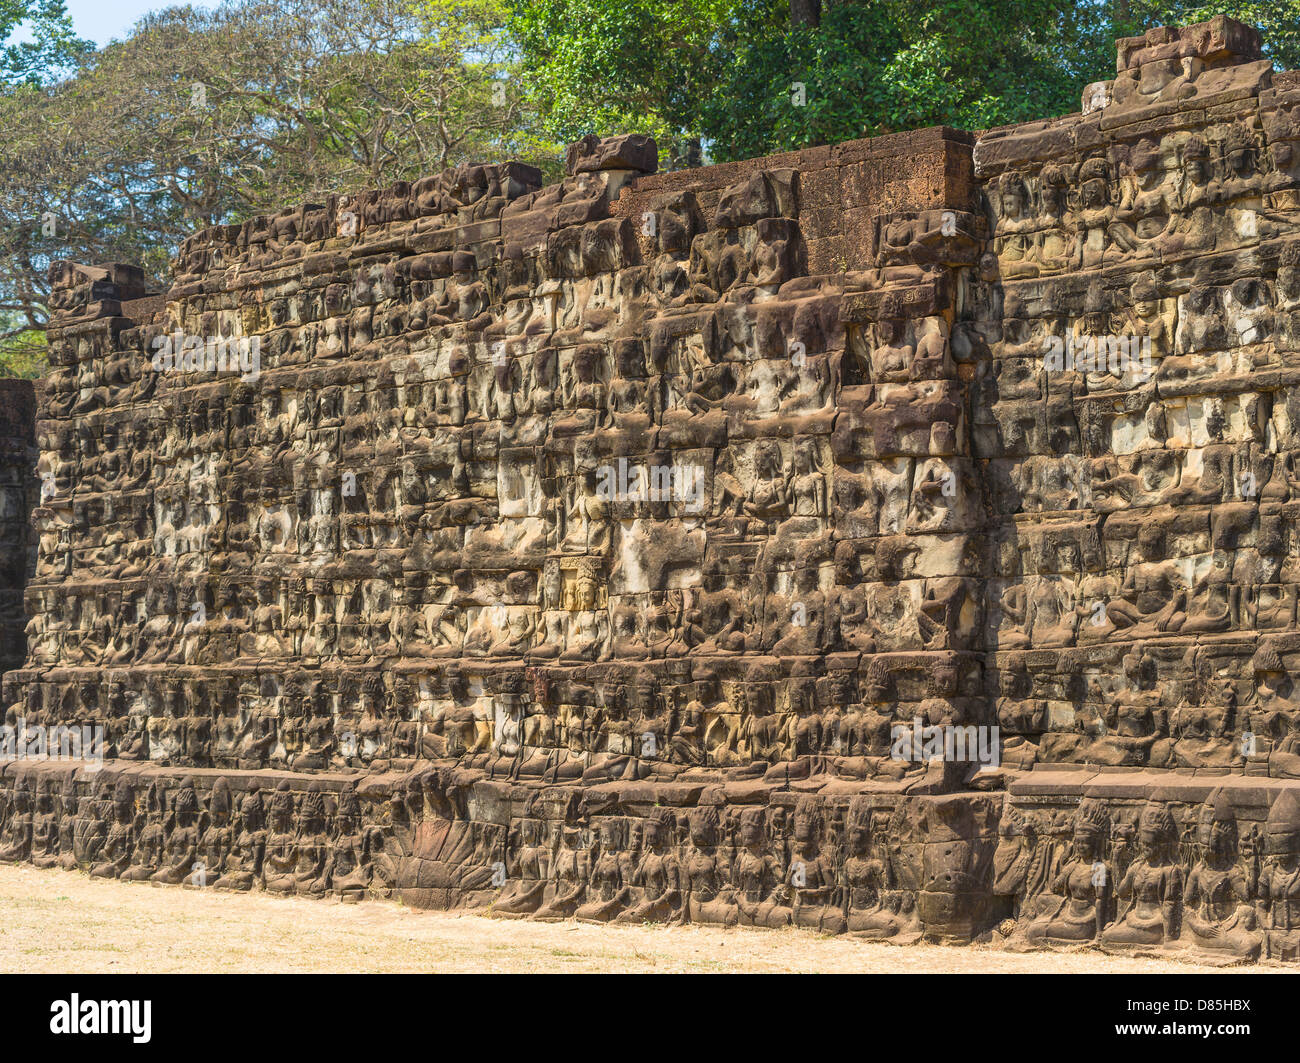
[23,0,178,46]
[66,0,176,45]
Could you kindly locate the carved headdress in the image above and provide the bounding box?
[1074,800,1110,839]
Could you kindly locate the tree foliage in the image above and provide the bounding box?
[0,0,562,349]
[0,312,45,378]
[512,0,1300,164]
[5,0,1300,378]
[509,0,734,167]
[0,0,88,84]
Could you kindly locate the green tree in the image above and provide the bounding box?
[1121,1,1300,70]
[699,0,1102,162]
[513,0,1300,166]
[510,0,735,168]
[0,0,561,363]
[0,313,46,378]
[0,0,88,84]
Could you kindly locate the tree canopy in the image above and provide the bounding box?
[0,0,87,84]
[0,0,562,371]
[510,0,1300,163]
[4,0,1300,377]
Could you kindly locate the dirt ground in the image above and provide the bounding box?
[0,863,1276,974]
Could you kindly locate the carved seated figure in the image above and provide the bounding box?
[493,818,551,918]
[1270,720,1300,780]
[574,817,633,923]
[1183,789,1262,962]
[263,782,299,894]
[731,807,789,929]
[119,703,150,762]
[151,779,203,885]
[686,230,748,303]
[843,799,913,938]
[1249,643,1300,754]
[990,174,1039,280]
[29,779,61,869]
[1262,789,1300,960]
[236,712,277,770]
[1168,683,1239,770]
[787,796,840,933]
[90,779,136,879]
[291,695,333,772]
[666,691,706,767]
[769,567,831,658]
[742,440,790,531]
[911,317,954,380]
[0,779,33,863]
[67,778,105,871]
[1100,801,1182,951]
[215,789,266,891]
[1099,525,1187,638]
[57,777,79,871]
[702,689,748,769]
[847,669,911,782]
[192,779,234,888]
[681,806,738,927]
[329,785,373,902]
[121,782,166,882]
[693,580,751,654]
[1025,802,1110,944]
[615,808,683,925]
[870,313,913,383]
[789,437,827,517]
[533,825,589,922]
[1089,650,1166,767]
[291,784,331,897]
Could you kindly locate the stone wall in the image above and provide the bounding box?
[5,15,1300,963]
[0,378,35,677]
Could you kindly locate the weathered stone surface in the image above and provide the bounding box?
[9,19,1300,961]
[565,133,659,177]
[0,380,35,679]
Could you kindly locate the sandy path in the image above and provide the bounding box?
[0,863,1275,974]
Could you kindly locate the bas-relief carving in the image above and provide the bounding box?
[10,18,1300,960]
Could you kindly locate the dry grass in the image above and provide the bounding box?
[0,863,1276,974]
